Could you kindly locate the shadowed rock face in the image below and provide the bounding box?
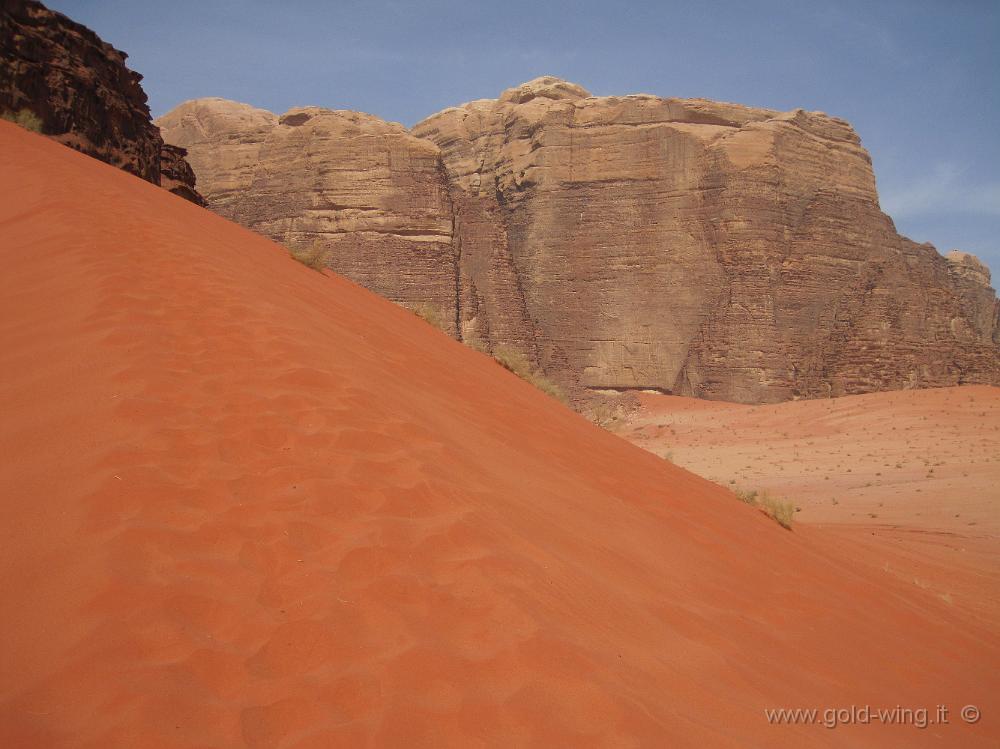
[159,76,1000,403]
[0,0,203,204]
[158,144,206,207]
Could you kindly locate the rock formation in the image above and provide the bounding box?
[159,76,999,403]
[0,0,203,204]
[158,143,207,206]
[156,100,457,333]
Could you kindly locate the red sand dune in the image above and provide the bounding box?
[1,120,998,747]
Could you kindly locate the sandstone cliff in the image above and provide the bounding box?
[0,0,203,204]
[159,76,999,402]
[156,100,458,334]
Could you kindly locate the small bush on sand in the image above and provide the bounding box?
[411,302,445,331]
[733,487,794,529]
[586,394,639,428]
[527,372,568,403]
[760,493,795,529]
[290,240,333,272]
[493,346,567,404]
[1,108,43,133]
[589,401,617,427]
[765,499,795,530]
[493,346,532,379]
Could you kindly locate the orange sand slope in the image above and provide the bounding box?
[1,120,997,747]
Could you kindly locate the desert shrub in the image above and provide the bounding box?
[1,108,43,133]
[587,394,640,428]
[760,493,795,530]
[492,346,567,404]
[493,346,533,379]
[411,302,445,330]
[466,340,490,355]
[290,240,332,272]
[526,371,568,404]
[589,401,628,428]
[732,487,793,529]
[589,402,613,427]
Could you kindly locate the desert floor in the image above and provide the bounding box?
[614,386,1000,628]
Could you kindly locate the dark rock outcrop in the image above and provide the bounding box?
[159,143,206,206]
[0,0,203,203]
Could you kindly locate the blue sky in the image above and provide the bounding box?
[52,0,1000,275]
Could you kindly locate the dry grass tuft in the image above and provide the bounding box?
[733,487,794,529]
[290,240,333,272]
[1,109,43,133]
[411,302,446,331]
[760,494,795,529]
[493,346,567,404]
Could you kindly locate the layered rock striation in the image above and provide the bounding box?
[159,76,999,402]
[1,0,203,203]
[157,100,457,333]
